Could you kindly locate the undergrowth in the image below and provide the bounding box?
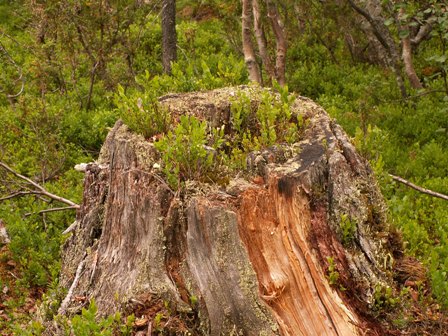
[141,84,300,189]
[0,1,447,334]
[18,300,134,336]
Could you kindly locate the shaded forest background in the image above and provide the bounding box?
[0,0,447,333]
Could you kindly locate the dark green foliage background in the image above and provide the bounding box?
[0,0,447,332]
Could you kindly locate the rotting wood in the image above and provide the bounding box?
[40,86,440,335]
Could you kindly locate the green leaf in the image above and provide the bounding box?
[426,54,447,63]
[434,55,447,63]
[384,18,394,26]
[399,30,410,39]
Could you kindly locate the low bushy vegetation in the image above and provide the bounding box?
[0,0,447,334]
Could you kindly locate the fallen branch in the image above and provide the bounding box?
[389,174,448,201]
[58,252,87,316]
[0,40,25,98]
[25,206,80,217]
[0,219,10,244]
[0,191,42,202]
[387,89,447,102]
[62,220,79,235]
[0,161,79,208]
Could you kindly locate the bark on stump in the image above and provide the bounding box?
[49,86,403,335]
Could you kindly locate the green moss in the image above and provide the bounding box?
[340,213,357,247]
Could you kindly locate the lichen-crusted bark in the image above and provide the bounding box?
[233,100,394,335]
[48,86,402,335]
[59,123,185,317]
[185,199,278,335]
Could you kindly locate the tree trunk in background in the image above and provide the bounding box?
[242,0,286,86]
[162,0,177,74]
[401,35,423,90]
[348,0,407,98]
[242,0,262,83]
[40,86,420,335]
[253,0,275,85]
[399,8,423,90]
[265,0,287,86]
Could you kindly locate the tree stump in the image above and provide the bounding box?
[48,86,406,335]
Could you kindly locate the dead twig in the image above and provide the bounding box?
[24,205,79,217]
[62,220,79,235]
[0,191,42,202]
[0,161,79,208]
[0,40,25,98]
[8,271,18,280]
[390,174,448,201]
[386,89,447,102]
[58,252,87,316]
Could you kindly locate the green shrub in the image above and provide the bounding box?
[115,84,171,139]
[339,214,357,247]
[19,300,134,336]
[326,256,340,286]
[256,85,299,147]
[155,115,224,189]
[372,284,399,312]
[230,85,300,148]
[153,87,301,189]
[70,300,134,336]
[3,206,65,287]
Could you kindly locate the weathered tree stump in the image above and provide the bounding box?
[47,86,406,335]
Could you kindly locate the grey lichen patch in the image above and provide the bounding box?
[185,199,279,335]
[183,180,222,200]
[290,97,327,120]
[333,176,389,274]
[329,161,391,272]
[158,85,289,127]
[159,86,252,123]
[211,208,278,333]
[130,138,158,171]
[237,258,279,333]
[271,159,302,176]
[226,178,254,196]
[245,144,297,177]
[97,120,159,171]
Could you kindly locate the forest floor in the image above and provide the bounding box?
[0,246,42,335]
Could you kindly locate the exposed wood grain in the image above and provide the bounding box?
[46,87,406,335]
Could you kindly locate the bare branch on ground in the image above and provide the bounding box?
[0,161,80,208]
[390,174,448,201]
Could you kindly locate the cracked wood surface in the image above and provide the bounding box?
[48,86,401,335]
